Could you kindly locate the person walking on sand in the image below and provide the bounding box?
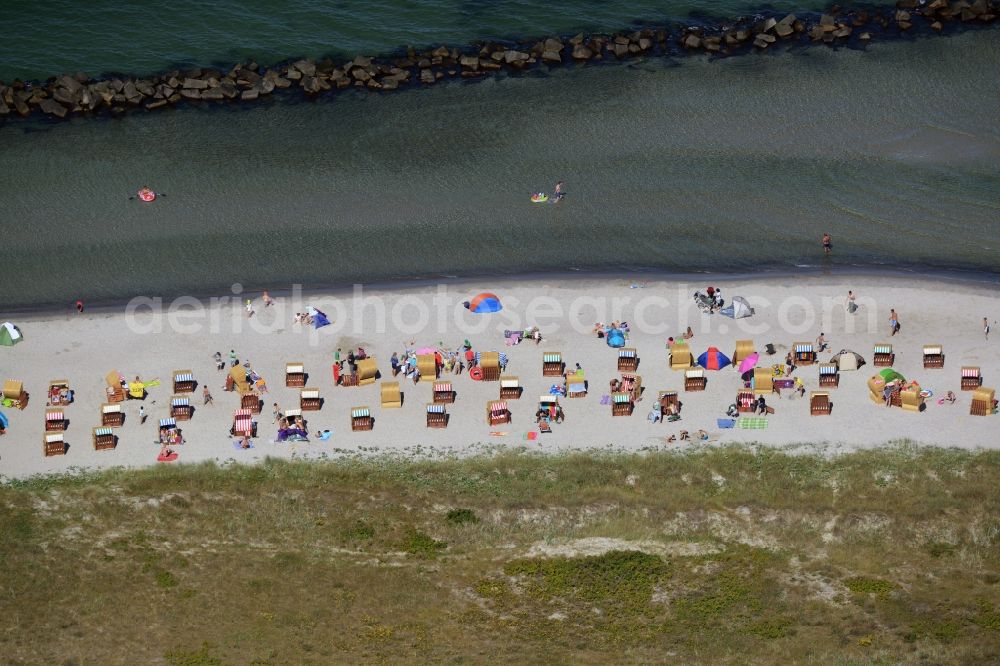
[822,233,832,254]
[889,309,900,336]
[245,299,255,318]
[272,402,282,424]
[554,180,564,202]
[985,317,991,341]
[203,385,213,406]
[139,405,147,425]
[229,349,238,367]
[262,290,274,307]
[846,290,857,314]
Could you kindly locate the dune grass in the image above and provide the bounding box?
[1,444,998,664]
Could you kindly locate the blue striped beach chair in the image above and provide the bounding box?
[611,392,633,416]
[170,396,193,420]
[818,363,839,388]
[793,342,816,365]
[873,343,894,367]
[172,370,195,393]
[92,426,116,451]
[543,352,564,377]
[351,406,373,431]
[426,403,448,428]
[618,347,638,372]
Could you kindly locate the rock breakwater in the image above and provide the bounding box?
[0,0,995,121]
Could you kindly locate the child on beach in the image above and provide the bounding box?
[262,290,274,307]
[203,386,213,405]
[214,351,224,371]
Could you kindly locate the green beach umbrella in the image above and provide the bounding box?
[879,368,905,383]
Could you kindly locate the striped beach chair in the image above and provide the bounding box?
[426,403,448,428]
[499,376,522,399]
[818,363,839,388]
[159,417,177,429]
[617,348,638,372]
[172,370,196,394]
[43,431,66,456]
[737,390,755,413]
[300,388,322,411]
[285,362,306,387]
[611,392,633,416]
[351,406,373,431]
[240,391,262,413]
[44,408,66,431]
[480,352,501,381]
[101,402,124,427]
[232,409,253,436]
[93,426,116,451]
[621,373,642,401]
[961,366,982,391]
[433,381,455,404]
[873,343,894,367]
[922,344,944,369]
[170,396,192,420]
[793,342,816,365]
[487,400,510,425]
[542,352,564,377]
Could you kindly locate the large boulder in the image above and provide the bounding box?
[182,77,208,89]
[293,59,316,76]
[544,38,564,52]
[39,98,68,118]
[542,49,561,63]
[683,33,702,49]
[459,55,479,70]
[420,69,436,84]
[504,50,529,64]
[240,88,259,101]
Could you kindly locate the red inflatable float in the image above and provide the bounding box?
[469,366,483,381]
[137,187,156,202]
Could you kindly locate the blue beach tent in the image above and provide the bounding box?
[605,328,626,348]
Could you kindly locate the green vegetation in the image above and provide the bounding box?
[1,444,998,663]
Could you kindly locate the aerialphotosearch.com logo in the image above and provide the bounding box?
[123,282,882,344]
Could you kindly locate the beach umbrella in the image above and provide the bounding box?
[879,368,906,383]
[697,346,732,370]
[465,293,502,313]
[311,310,331,329]
[0,411,8,429]
[0,322,22,347]
[417,347,437,355]
[738,352,759,375]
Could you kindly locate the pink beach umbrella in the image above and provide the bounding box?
[738,352,760,375]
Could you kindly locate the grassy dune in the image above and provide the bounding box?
[2,444,999,664]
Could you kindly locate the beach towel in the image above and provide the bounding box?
[318,431,332,441]
[716,418,736,429]
[143,379,161,388]
[524,431,538,441]
[600,394,610,405]
[738,417,768,429]
[489,431,508,437]
[156,452,179,462]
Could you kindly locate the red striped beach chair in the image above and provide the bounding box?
[44,408,66,431]
[232,409,253,436]
[961,366,982,391]
[737,390,755,413]
[433,381,455,404]
[487,400,510,425]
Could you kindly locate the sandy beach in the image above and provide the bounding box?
[1,272,997,480]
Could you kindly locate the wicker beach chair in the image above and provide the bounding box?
[900,389,924,412]
[873,343,894,367]
[670,342,692,370]
[922,345,944,369]
[426,403,448,428]
[737,390,755,413]
[170,396,193,420]
[3,379,28,410]
[381,381,402,408]
[44,408,66,432]
[499,376,522,399]
[480,352,501,382]
[433,381,455,404]
[351,406,374,431]
[285,362,306,387]
[240,391,262,413]
[810,391,832,415]
[92,426,116,451]
[43,431,66,457]
[300,388,322,411]
[793,342,816,365]
[232,409,254,436]
[970,388,996,416]
[753,367,774,396]
[487,400,511,426]
[47,379,72,406]
[684,369,706,391]
[658,390,679,418]
[101,402,124,427]
[733,340,756,364]
[611,392,634,416]
[565,373,587,398]
[105,371,126,402]
[542,352,564,377]
[229,366,250,393]
[417,354,437,383]
[818,363,839,388]
[172,370,196,393]
[617,348,639,372]
[961,366,982,391]
[356,358,378,386]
